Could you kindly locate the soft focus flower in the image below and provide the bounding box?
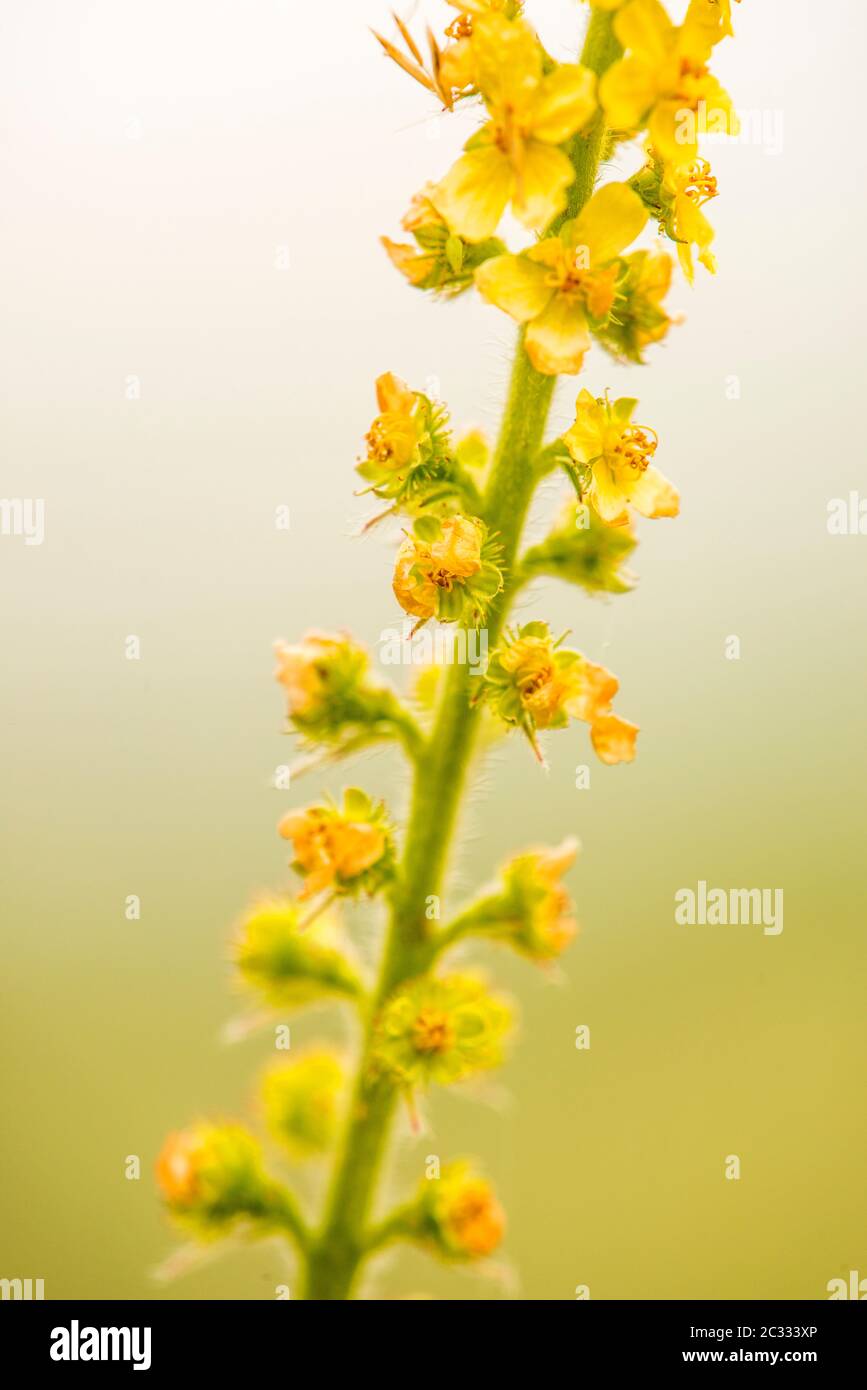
[273,629,412,751]
[278,788,394,901]
[371,975,512,1088]
[563,389,678,525]
[416,1162,506,1259]
[234,899,363,1007]
[261,1050,344,1158]
[599,0,738,173]
[495,840,579,959]
[274,629,368,722]
[482,620,638,764]
[156,1123,269,1229]
[683,0,740,48]
[393,514,503,627]
[433,15,597,240]
[592,248,675,362]
[474,182,648,374]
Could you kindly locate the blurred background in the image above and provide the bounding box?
[1,0,865,1300]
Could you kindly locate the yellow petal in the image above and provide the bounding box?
[472,15,542,119]
[623,464,680,519]
[614,0,675,60]
[598,54,658,130]
[433,142,513,242]
[512,140,575,231]
[590,712,639,765]
[524,295,590,376]
[571,182,648,265]
[531,64,597,144]
[649,100,698,170]
[475,254,553,323]
[563,390,606,463]
[589,459,631,525]
[381,237,436,286]
[374,371,415,418]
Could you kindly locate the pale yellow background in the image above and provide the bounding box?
[1,0,865,1300]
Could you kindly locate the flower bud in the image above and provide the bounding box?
[234,900,363,1007]
[277,788,395,901]
[495,839,579,960]
[371,974,512,1088]
[261,1050,344,1158]
[521,500,637,595]
[416,1161,505,1260]
[593,249,674,364]
[155,1123,270,1231]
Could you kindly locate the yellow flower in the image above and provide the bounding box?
[564,389,679,525]
[600,0,738,172]
[418,1162,506,1259]
[363,372,424,475]
[261,1050,344,1158]
[392,514,502,627]
[475,182,648,375]
[433,15,597,240]
[483,621,639,765]
[381,185,506,297]
[665,157,718,279]
[278,788,394,901]
[499,839,579,959]
[631,147,718,281]
[371,974,513,1088]
[273,630,366,720]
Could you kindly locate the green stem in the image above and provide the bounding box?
[298,9,621,1302]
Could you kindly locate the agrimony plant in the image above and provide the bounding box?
[157,0,740,1299]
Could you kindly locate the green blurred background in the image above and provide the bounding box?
[2,0,865,1299]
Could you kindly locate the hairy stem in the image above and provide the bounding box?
[299,9,620,1301]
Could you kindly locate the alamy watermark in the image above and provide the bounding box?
[0,498,44,546]
[675,880,784,936]
[676,102,784,157]
[379,620,488,675]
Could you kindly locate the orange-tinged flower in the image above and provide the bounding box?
[564,389,679,525]
[274,630,364,719]
[498,839,579,959]
[393,514,502,626]
[438,1173,505,1256]
[475,182,648,375]
[364,372,423,474]
[483,621,638,765]
[414,1161,506,1260]
[433,15,597,240]
[156,1130,205,1205]
[278,789,394,900]
[155,1122,269,1230]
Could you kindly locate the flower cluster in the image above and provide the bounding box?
[158,0,742,1299]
